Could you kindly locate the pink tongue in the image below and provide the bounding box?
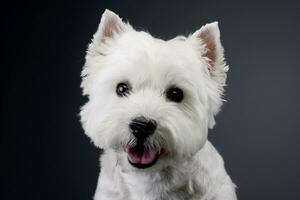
[128,147,157,165]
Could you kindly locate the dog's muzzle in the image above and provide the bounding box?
[127,116,160,168]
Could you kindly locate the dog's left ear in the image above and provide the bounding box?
[190,22,228,128]
[191,22,228,85]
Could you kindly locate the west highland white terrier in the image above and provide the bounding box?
[80,9,237,200]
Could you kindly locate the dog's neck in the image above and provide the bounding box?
[113,150,203,199]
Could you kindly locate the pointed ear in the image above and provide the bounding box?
[191,22,228,129]
[93,9,131,44]
[82,10,132,95]
[192,22,225,73]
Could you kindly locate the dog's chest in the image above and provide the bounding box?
[120,168,200,200]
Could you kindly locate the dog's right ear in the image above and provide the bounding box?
[92,9,132,45]
[82,10,132,95]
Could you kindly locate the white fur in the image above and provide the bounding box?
[80,9,237,200]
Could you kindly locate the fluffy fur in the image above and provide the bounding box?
[80,9,237,200]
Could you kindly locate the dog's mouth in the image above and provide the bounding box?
[127,145,160,169]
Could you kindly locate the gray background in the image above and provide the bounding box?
[2,0,300,199]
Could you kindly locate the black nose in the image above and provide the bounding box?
[129,116,157,140]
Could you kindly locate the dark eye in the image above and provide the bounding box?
[116,82,131,97]
[166,87,184,103]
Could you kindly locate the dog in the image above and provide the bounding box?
[80,9,237,200]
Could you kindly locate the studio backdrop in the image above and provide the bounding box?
[2,0,300,199]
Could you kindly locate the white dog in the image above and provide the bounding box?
[80,9,237,200]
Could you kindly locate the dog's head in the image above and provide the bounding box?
[80,10,227,170]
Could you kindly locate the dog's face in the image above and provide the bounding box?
[80,10,227,170]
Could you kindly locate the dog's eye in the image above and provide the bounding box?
[166,87,184,103]
[116,82,131,97]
